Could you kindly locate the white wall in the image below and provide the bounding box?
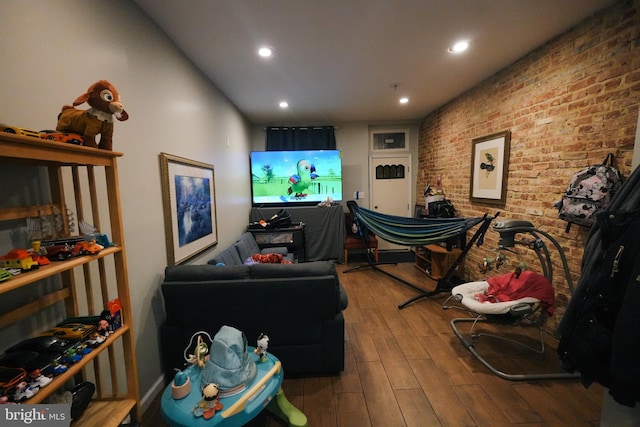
[0,0,252,407]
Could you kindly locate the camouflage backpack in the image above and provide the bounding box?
[555,153,622,232]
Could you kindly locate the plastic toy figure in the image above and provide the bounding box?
[193,383,223,419]
[86,332,106,347]
[97,319,111,335]
[186,335,209,368]
[254,333,269,362]
[29,370,52,388]
[96,310,114,336]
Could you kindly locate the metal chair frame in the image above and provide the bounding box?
[446,219,580,381]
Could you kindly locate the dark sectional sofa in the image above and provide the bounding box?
[208,232,293,265]
[159,232,348,380]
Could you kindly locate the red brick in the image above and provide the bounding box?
[416,2,639,329]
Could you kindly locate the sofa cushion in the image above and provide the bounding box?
[250,261,348,310]
[250,260,336,279]
[164,264,251,281]
[234,232,262,261]
[207,246,243,266]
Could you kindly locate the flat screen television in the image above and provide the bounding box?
[250,149,342,206]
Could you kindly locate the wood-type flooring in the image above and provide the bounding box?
[143,261,603,426]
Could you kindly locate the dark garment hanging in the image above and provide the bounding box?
[557,165,640,408]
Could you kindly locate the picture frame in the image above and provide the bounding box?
[469,130,511,205]
[159,153,218,265]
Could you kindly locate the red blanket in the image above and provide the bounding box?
[477,270,555,316]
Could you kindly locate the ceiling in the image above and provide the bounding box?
[133,0,616,125]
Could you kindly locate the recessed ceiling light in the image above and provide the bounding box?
[258,46,273,58]
[279,101,289,108]
[399,97,409,104]
[448,40,469,54]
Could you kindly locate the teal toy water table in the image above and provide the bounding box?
[161,349,307,427]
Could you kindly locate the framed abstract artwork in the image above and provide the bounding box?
[160,153,217,265]
[469,130,511,205]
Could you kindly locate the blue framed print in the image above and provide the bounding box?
[160,153,218,265]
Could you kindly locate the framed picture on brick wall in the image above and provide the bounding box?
[470,130,510,205]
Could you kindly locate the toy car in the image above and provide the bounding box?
[0,249,39,271]
[31,254,50,266]
[39,130,84,145]
[61,349,83,364]
[41,236,84,248]
[40,324,97,341]
[29,370,52,388]
[87,233,115,248]
[7,337,84,372]
[85,333,106,347]
[0,124,40,139]
[12,381,39,402]
[44,244,74,261]
[0,268,12,282]
[72,240,103,256]
[43,361,68,376]
[57,315,102,327]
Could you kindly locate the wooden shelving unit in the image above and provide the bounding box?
[414,244,463,280]
[0,132,140,425]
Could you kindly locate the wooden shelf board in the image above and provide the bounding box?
[24,325,130,405]
[0,287,71,329]
[424,244,462,254]
[0,131,122,166]
[0,204,64,221]
[0,246,121,296]
[73,398,136,427]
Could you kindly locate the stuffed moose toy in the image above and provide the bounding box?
[56,80,129,150]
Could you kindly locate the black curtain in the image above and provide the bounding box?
[266,126,336,151]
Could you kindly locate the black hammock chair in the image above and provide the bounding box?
[345,201,497,308]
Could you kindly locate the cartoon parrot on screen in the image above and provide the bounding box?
[286,159,318,198]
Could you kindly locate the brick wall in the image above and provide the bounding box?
[417,0,640,331]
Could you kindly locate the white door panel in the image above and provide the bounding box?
[369,155,411,251]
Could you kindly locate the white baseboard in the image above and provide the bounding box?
[141,374,167,415]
